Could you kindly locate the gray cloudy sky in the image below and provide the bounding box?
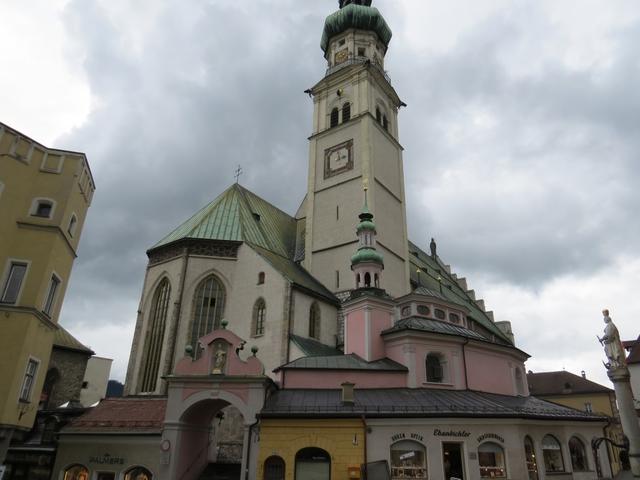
[2,0,639,386]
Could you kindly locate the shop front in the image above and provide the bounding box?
[365,418,612,480]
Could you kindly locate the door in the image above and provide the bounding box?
[442,443,465,480]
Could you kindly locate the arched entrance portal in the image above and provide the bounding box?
[158,329,271,480]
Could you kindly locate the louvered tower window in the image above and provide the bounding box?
[342,102,351,123]
[190,275,226,359]
[140,278,171,393]
[330,108,340,128]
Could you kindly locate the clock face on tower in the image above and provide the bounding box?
[324,140,354,178]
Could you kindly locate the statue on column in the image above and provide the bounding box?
[339,0,373,8]
[598,309,626,370]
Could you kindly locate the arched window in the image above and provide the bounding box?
[391,440,427,479]
[309,302,320,339]
[383,115,389,131]
[124,466,153,480]
[524,436,539,480]
[542,435,565,473]
[374,273,379,288]
[257,272,265,284]
[376,107,382,123]
[478,442,507,478]
[342,102,351,123]
[141,278,171,392]
[63,464,89,480]
[364,272,371,287]
[356,273,361,287]
[264,455,285,480]
[426,353,444,383]
[253,298,266,336]
[569,437,588,471]
[190,275,226,358]
[68,214,78,237]
[295,448,330,480]
[330,108,339,128]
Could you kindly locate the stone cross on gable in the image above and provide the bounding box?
[234,165,243,184]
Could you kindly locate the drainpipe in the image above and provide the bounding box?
[284,281,294,364]
[361,415,369,479]
[462,339,469,389]
[244,419,260,480]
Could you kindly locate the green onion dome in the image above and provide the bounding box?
[356,219,376,233]
[351,247,384,266]
[321,3,392,53]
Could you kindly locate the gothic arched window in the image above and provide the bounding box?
[330,108,339,128]
[309,302,320,339]
[140,278,171,393]
[342,102,351,123]
[253,298,266,336]
[190,275,226,359]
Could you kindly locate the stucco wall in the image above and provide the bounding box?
[257,419,364,480]
[80,356,112,407]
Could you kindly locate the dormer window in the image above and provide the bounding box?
[330,108,340,128]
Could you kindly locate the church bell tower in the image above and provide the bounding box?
[303,0,410,298]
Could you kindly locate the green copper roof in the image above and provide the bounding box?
[356,219,376,233]
[251,244,339,305]
[152,184,296,258]
[351,247,383,265]
[321,4,392,53]
[408,241,512,345]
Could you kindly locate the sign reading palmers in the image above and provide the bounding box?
[89,454,125,465]
[477,433,505,443]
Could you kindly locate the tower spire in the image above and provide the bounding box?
[351,185,384,289]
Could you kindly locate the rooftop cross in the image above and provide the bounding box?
[234,165,243,184]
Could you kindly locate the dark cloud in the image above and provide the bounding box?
[47,0,640,378]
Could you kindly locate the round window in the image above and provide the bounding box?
[434,309,446,320]
[417,305,430,315]
[449,313,460,323]
[401,306,411,316]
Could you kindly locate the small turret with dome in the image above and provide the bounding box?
[351,185,384,289]
[321,0,392,70]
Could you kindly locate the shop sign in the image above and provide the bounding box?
[391,432,424,442]
[433,429,470,438]
[89,454,125,465]
[477,433,505,443]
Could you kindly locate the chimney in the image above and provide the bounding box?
[341,382,355,405]
[581,370,586,379]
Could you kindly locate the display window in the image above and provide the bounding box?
[295,447,330,480]
[124,466,154,480]
[63,465,89,480]
[542,435,565,473]
[478,442,506,478]
[569,437,588,471]
[390,440,427,479]
[524,436,539,480]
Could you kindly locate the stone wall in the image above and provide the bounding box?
[46,348,90,408]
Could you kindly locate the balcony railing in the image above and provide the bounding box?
[325,55,392,84]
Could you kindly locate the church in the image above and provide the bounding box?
[52,2,615,480]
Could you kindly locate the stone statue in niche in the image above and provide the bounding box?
[339,0,373,8]
[598,309,626,370]
[212,341,228,375]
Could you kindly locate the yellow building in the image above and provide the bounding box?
[257,419,365,480]
[527,370,625,476]
[0,121,94,463]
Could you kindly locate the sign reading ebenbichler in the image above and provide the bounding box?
[433,429,471,438]
[89,454,125,465]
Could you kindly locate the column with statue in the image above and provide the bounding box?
[599,309,640,477]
